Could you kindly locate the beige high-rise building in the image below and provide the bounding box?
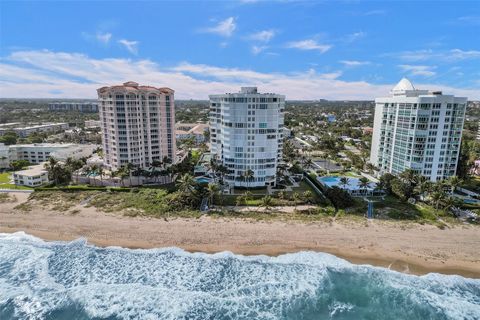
[97,81,176,170]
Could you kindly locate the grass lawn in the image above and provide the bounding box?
[0,184,32,190]
[0,172,11,183]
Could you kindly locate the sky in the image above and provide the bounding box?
[0,0,479,100]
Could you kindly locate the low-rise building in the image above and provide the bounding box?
[49,102,98,113]
[175,123,209,144]
[0,123,69,137]
[13,164,49,187]
[0,143,98,169]
[85,120,101,129]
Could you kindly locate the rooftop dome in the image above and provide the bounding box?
[392,78,415,94]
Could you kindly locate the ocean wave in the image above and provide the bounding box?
[0,232,479,320]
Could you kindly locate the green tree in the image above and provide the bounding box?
[446,176,462,194]
[302,190,314,204]
[9,160,30,171]
[379,173,395,194]
[260,195,274,211]
[207,183,219,207]
[339,177,350,190]
[325,186,354,210]
[244,169,254,190]
[358,177,370,195]
[177,173,196,193]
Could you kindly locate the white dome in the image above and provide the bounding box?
[392,78,415,93]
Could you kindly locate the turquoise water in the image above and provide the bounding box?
[195,176,212,184]
[318,176,376,191]
[0,232,479,319]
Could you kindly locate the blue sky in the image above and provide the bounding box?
[1,0,479,99]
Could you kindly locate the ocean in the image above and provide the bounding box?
[0,232,479,320]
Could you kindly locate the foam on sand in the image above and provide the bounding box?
[0,232,479,319]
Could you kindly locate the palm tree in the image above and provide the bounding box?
[399,169,418,187]
[126,162,135,187]
[447,176,462,194]
[207,183,219,207]
[260,196,274,212]
[292,192,301,211]
[303,158,313,171]
[358,177,370,195]
[44,157,62,185]
[430,191,446,210]
[177,173,196,193]
[244,169,254,190]
[339,177,350,190]
[414,176,432,200]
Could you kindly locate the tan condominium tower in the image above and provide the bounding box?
[97,81,176,170]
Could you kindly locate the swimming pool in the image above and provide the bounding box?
[196,177,212,184]
[318,176,377,192]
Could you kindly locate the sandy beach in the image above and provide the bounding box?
[1,192,479,278]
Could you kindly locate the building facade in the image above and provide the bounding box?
[49,102,99,113]
[97,81,176,170]
[13,164,49,187]
[209,87,285,187]
[370,78,467,182]
[175,123,209,145]
[0,143,97,169]
[0,123,69,137]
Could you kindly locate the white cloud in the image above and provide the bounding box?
[118,39,139,54]
[456,15,480,26]
[399,65,436,77]
[0,50,478,100]
[285,39,332,53]
[394,49,480,62]
[362,10,386,16]
[340,60,370,67]
[251,45,269,55]
[201,17,236,37]
[247,30,276,42]
[449,49,480,60]
[96,32,112,44]
[344,31,366,43]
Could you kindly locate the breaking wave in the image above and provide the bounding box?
[0,232,479,319]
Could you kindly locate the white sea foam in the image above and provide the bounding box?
[0,232,479,320]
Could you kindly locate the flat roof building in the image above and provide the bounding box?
[49,102,98,113]
[0,123,69,137]
[13,163,49,187]
[370,78,467,182]
[209,87,285,187]
[0,143,97,169]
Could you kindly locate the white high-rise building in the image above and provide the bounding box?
[209,87,285,187]
[97,82,176,170]
[370,78,467,182]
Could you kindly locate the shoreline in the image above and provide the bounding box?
[3,227,479,278]
[1,192,480,279]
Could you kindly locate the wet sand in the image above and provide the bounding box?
[1,192,479,278]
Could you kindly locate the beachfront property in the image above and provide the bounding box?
[318,176,383,197]
[175,123,209,145]
[13,163,49,187]
[84,120,101,129]
[0,122,69,138]
[97,81,176,170]
[0,143,97,169]
[209,87,285,188]
[48,102,99,113]
[370,78,467,182]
